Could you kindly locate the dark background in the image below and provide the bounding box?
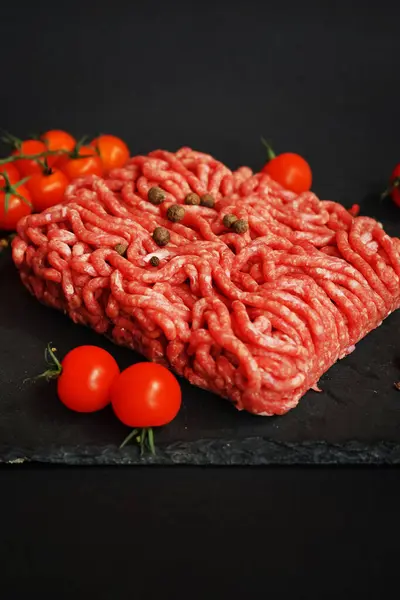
[1,0,400,595]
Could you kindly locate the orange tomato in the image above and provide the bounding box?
[12,140,47,176]
[90,134,129,174]
[0,163,21,186]
[41,130,76,167]
[27,168,70,212]
[0,184,32,230]
[58,145,103,180]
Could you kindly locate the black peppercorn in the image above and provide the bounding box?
[114,243,128,256]
[184,192,201,205]
[223,214,238,228]
[153,226,170,246]
[148,186,166,205]
[167,204,185,223]
[149,256,160,267]
[231,219,248,234]
[200,193,215,208]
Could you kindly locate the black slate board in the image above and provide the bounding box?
[1,194,400,465]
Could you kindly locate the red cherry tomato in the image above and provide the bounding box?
[27,168,69,212]
[111,362,182,428]
[0,184,32,230]
[57,145,103,180]
[57,346,120,413]
[41,130,76,167]
[0,163,21,186]
[90,134,130,174]
[262,152,312,194]
[12,140,48,176]
[388,164,400,208]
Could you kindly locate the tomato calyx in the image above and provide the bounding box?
[35,157,54,176]
[381,177,400,200]
[260,136,276,162]
[0,170,32,212]
[34,343,63,381]
[119,427,156,455]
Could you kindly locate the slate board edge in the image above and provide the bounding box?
[2,438,400,466]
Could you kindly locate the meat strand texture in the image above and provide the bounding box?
[12,147,400,415]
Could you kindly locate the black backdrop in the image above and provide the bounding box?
[1,1,400,596]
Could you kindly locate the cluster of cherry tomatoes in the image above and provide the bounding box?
[38,344,182,454]
[0,130,130,231]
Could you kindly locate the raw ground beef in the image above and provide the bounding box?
[11,147,400,415]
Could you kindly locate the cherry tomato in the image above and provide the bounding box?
[262,152,312,194]
[0,184,32,230]
[0,163,21,186]
[58,145,103,180]
[27,168,69,212]
[90,134,129,174]
[388,164,400,208]
[57,346,120,413]
[12,140,48,176]
[41,130,76,167]
[111,362,182,427]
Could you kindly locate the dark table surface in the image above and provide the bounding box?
[1,1,400,594]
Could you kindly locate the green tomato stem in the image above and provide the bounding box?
[140,428,147,456]
[119,426,156,455]
[1,130,23,150]
[381,177,400,200]
[119,428,139,449]
[46,343,62,371]
[30,343,63,382]
[0,171,33,211]
[260,136,276,161]
[70,135,90,159]
[147,428,155,455]
[0,149,65,165]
